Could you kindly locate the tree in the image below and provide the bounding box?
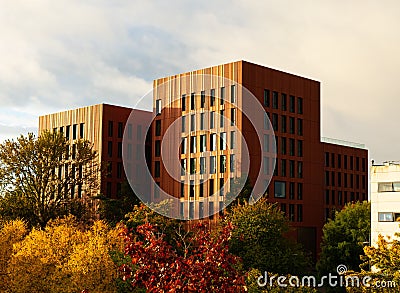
[97,181,141,226]
[0,131,99,227]
[119,222,246,292]
[7,216,123,293]
[223,197,310,275]
[317,201,370,276]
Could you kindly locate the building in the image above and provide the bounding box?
[371,162,400,245]
[39,103,152,199]
[151,60,368,257]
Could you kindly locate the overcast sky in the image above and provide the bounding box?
[0,0,399,163]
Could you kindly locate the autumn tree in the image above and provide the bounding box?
[223,197,311,276]
[317,201,370,276]
[7,216,123,293]
[0,131,99,227]
[120,222,246,292]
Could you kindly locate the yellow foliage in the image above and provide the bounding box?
[0,219,28,291]
[6,216,123,293]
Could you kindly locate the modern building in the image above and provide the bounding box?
[39,103,152,199]
[371,162,400,245]
[151,60,368,257]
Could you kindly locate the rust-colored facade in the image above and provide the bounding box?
[151,60,368,257]
[39,103,152,199]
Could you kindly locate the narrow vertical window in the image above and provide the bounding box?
[156,99,162,115]
[181,94,186,111]
[231,85,236,103]
[264,89,270,107]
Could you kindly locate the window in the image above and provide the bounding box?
[297,183,303,200]
[181,137,187,154]
[325,153,330,167]
[210,112,215,128]
[155,120,161,136]
[230,108,236,125]
[230,131,236,149]
[80,123,84,139]
[199,180,204,197]
[325,190,330,204]
[272,91,278,109]
[117,162,123,179]
[106,182,112,197]
[331,153,335,168]
[200,157,206,174]
[190,136,196,153]
[338,172,342,187]
[338,154,342,168]
[378,212,394,222]
[263,134,269,152]
[378,182,400,192]
[200,135,206,152]
[297,205,303,222]
[297,118,303,135]
[263,157,270,174]
[231,85,236,103]
[66,125,70,140]
[289,117,295,134]
[210,156,216,174]
[209,179,215,196]
[272,114,278,131]
[220,178,225,196]
[281,159,286,177]
[117,122,123,138]
[182,94,186,111]
[297,161,303,178]
[289,204,295,221]
[155,140,161,157]
[190,158,196,174]
[289,139,295,156]
[219,201,224,216]
[289,160,295,178]
[220,155,226,173]
[199,202,204,218]
[190,180,195,198]
[281,137,286,155]
[210,89,215,106]
[220,132,227,150]
[264,89,270,107]
[200,113,205,130]
[230,154,235,172]
[281,94,287,111]
[274,181,286,198]
[188,202,194,219]
[297,140,303,157]
[338,191,342,205]
[60,126,64,134]
[356,157,360,171]
[209,202,214,219]
[191,93,195,110]
[117,142,122,158]
[210,133,217,151]
[108,141,112,157]
[220,110,224,127]
[281,115,287,133]
[72,144,76,159]
[220,87,225,105]
[156,99,162,115]
[264,112,270,129]
[350,156,354,170]
[297,97,303,114]
[332,190,335,205]
[182,116,186,132]
[155,161,160,177]
[73,124,78,140]
[289,95,295,112]
[289,182,295,199]
[181,159,187,175]
[201,91,206,108]
[325,171,330,186]
[281,204,286,215]
[181,181,185,198]
[137,125,142,140]
[332,172,335,186]
[190,114,196,132]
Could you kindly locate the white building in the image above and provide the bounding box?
[371,162,400,245]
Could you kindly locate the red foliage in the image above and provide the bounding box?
[119,222,246,292]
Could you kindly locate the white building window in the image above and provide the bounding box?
[378,212,394,222]
[156,99,162,115]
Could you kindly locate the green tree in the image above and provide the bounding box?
[0,131,99,227]
[224,197,311,275]
[97,181,141,226]
[317,201,370,276]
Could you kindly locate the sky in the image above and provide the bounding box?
[0,0,399,163]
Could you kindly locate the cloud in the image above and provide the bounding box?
[0,0,400,162]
